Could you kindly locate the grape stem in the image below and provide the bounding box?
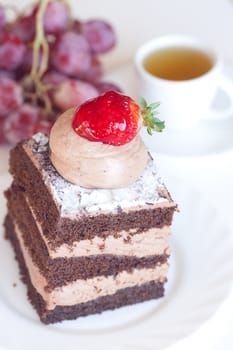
[29,0,51,114]
[23,0,70,116]
[32,0,50,78]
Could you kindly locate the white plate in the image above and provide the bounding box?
[0,174,233,350]
[106,62,233,157]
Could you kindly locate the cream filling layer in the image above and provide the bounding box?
[25,196,171,258]
[14,223,169,310]
[51,228,171,258]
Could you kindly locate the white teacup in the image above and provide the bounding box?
[135,35,233,130]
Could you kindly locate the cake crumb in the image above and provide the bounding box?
[123,235,132,244]
[98,243,105,251]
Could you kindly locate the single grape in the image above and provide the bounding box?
[81,19,116,54]
[0,5,6,31]
[3,104,42,145]
[50,31,91,76]
[43,1,70,35]
[42,70,67,100]
[11,13,36,42]
[0,32,26,70]
[52,79,98,111]
[77,55,103,83]
[95,81,122,94]
[42,70,67,85]
[0,77,23,116]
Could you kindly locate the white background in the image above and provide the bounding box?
[1,0,233,349]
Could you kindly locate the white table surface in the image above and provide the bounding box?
[1,0,233,349]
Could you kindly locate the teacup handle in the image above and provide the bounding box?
[208,75,233,120]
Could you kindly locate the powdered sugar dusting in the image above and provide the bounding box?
[31,133,170,216]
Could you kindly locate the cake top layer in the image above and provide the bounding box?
[26,133,173,216]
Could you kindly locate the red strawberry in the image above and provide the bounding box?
[72,90,164,146]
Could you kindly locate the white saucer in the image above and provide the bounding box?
[106,62,233,157]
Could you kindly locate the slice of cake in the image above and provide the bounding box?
[4,91,177,324]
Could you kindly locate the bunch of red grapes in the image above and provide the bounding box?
[0,0,121,145]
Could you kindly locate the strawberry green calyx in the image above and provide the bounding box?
[140,97,165,135]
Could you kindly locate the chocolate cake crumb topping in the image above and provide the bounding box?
[25,133,174,217]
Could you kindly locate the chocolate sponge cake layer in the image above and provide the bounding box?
[5,215,167,323]
[5,213,165,324]
[9,137,176,248]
